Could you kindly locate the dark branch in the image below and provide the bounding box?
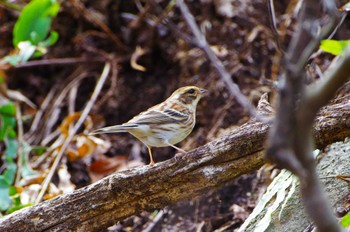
[266,0,343,231]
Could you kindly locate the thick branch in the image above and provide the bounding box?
[0,96,350,232]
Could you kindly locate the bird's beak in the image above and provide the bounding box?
[199,88,207,95]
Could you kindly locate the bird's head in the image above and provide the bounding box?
[169,86,207,109]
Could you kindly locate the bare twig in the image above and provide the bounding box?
[142,210,166,232]
[35,63,111,204]
[146,0,195,46]
[0,0,22,11]
[41,74,86,143]
[269,0,300,81]
[14,101,24,184]
[94,60,119,109]
[27,88,56,140]
[267,0,277,34]
[26,69,89,145]
[68,0,126,52]
[68,84,78,115]
[176,0,264,121]
[13,57,105,69]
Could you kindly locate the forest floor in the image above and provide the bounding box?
[1,0,349,231]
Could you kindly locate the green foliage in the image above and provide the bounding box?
[0,102,16,116]
[341,211,350,228]
[0,76,5,85]
[320,40,350,56]
[343,2,350,11]
[0,101,38,214]
[6,186,32,214]
[0,103,17,141]
[20,142,37,178]
[0,177,13,211]
[31,146,48,156]
[1,0,60,66]
[13,0,60,47]
[0,102,18,212]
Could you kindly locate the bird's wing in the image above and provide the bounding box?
[128,109,188,125]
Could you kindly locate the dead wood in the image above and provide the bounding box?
[0,94,349,232]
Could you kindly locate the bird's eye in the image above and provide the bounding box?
[187,88,195,94]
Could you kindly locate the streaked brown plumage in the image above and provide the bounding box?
[90,86,206,165]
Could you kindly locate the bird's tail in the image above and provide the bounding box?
[89,123,139,135]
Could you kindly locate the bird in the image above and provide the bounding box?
[90,86,207,165]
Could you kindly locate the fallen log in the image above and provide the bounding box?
[0,95,349,232]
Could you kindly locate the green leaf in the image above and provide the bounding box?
[2,114,17,129]
[320,40,350,55]
[0,103,16,116]
[343,2,350,11]
[341,211,350,227]
[8,186,17,196]
[31,146,48,155]
[7,128,17,139]
[39,31,59,47]
[5,138,18,161]
[2,162,17,185]
[21,142,37,178]
[0,102,17,141]
[0,177,12,211]
[13,0,60,46]
[0,76,4,84]
[6,184,33,214]
[0,114,17,141]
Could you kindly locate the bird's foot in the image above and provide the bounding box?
[174,150,187,161]
[149,160,155,166]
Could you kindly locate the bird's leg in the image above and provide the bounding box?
[166,142,186,159]
[147,145,155,165]
[165,142,186,154]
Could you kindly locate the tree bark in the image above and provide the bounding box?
[0,95,349,232]
[240,138,350,232]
